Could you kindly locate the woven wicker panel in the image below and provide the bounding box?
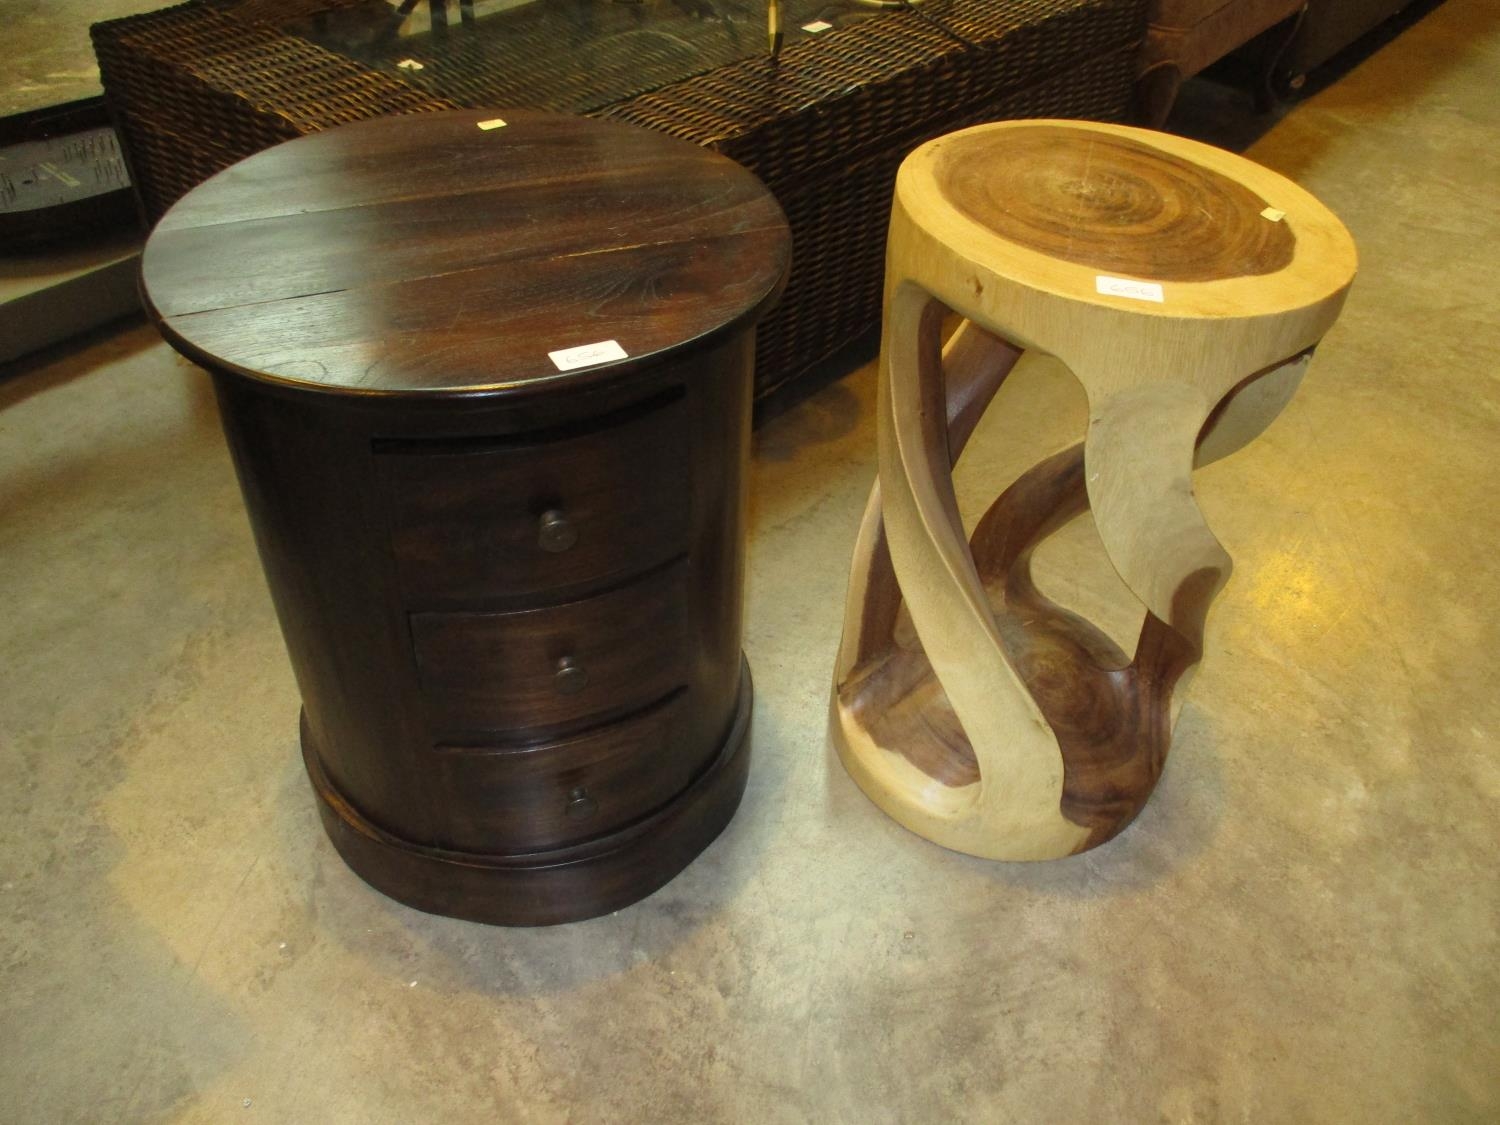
[737,42,1141,398]
[93,1,458,211]
[603,0,1143,397]
[282,0,807,116]
[93,0,1147,400]
[604,0,1140,183]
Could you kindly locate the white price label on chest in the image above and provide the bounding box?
[547,339,629,371]
[1096,275,1165,303]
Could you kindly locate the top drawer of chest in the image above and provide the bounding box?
[378,394,689,605]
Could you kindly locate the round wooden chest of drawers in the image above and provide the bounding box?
[140,110,790,925]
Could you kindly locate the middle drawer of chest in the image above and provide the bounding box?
[410,561,689,736]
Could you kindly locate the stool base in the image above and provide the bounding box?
[301,664,753,926]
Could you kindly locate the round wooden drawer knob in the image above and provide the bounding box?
[566,786,599,821]
[553,655,589,695]
[538,509,578,553]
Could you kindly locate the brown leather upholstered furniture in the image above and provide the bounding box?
[1275,0,1419,91]
[1137,0,1305,122]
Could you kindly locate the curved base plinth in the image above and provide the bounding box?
[301,665,753,927]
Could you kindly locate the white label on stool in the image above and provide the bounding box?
[548,339,629,371]
[1096,275,1165,303]
[1261,206,1286,222]
[802,19,834,31]
[396,58,424,70]
[477,118,508,131]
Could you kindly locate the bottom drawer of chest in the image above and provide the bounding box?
[426,694,703,854]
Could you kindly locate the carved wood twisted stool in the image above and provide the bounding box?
[832,120,1356,860]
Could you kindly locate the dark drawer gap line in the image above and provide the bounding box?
[371,384,685,454]
[403,550,690,617]
[429,685,688,754]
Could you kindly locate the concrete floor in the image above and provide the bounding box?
[3,0,167,117]
[3,0,1498,1119]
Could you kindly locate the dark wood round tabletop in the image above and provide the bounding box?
[140,109,790,397]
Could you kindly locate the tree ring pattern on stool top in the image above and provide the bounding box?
[936,125,1297,284]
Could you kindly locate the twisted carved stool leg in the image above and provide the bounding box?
[831,119,1354,860]
[832,301,1317,859]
